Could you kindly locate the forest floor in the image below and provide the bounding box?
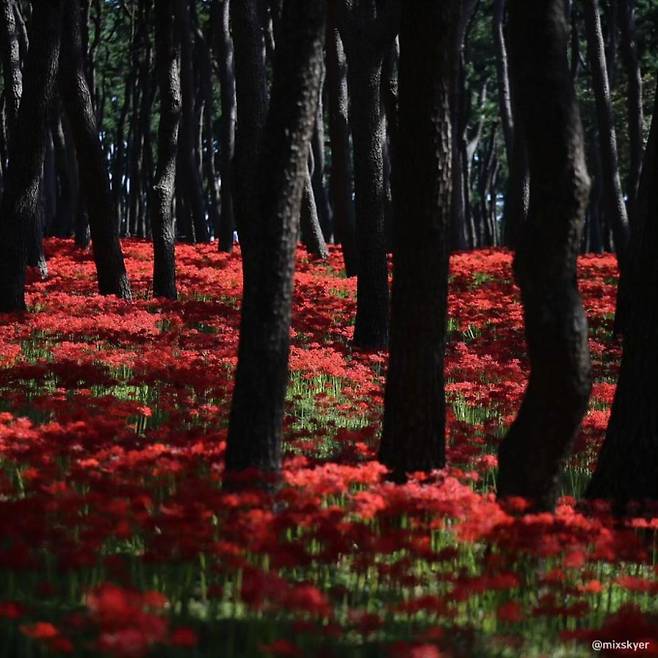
[0,240,656,657]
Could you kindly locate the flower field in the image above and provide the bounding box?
[0,240,656,657]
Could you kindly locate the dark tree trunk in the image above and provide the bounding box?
[226,0,326,480]
[300,162,329,259]
[0,0,22,135]
[493,0,513,162]
[311,85,333,241]
[211,0,236,252]
[584,0,629,261]
[231,0,268,269]
[60,0,131,300]
[618,0,643,208]
[338,0,400,350]
[586,81,658,504]
[496,0,592,511]
[0,0,62,312]
[325,4,358,277]
[379,1,456,481]
[151,0,181,300]
[175,0,209,243]
[49,108,77,238]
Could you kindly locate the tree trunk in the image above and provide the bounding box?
[325,4,358,277]
[379,1,456,481]
[0,0,22,135]
[300,162,329,258]
[151,0,181,300]
[311,85,333,242]
[226,0,326,480]
[0,0,62,312]
[211,0,236,252]
[59,0,131,300]
[496,0,592,511]
[231,0,268,269]
[586,80,658,504]
[493,0,513,165]
[584,0,629,260]
[174,0,209,243]
[618,0,643,208]
[338,0,400,350]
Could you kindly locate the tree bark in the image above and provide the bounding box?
[0,0,62,312]
[151,0,181,300]
[0,0,22,135]
[211,0,236,252]
[496,0,592,511]
[325,3,358,277]
[300,162,329,258]
[226,0,326,480]
[379,1,456,481]
[338,0,400,350]
[174,0,209,243]
[586,80,658,504]
[60,0,131,300]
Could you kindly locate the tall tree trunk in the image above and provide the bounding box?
[496,0,592,511]
[325,3,358,277]
[211,0,236,252]
[311,85,333,241]
[338,0,400,350]
[586,80,658,504]
[379,1,456,481]
[0,0,62,312]
[584,0,629,260]
[174,0,209,243]
[618,0,643,208]
[231,0,268,272]
[226,0,326,480]
[151,0,181,300]
[493,0,513,164]
[59,0,131,300]
[300,162,329,258]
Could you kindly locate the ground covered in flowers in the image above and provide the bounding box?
[0,239,656,657]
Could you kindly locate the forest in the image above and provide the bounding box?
[0,0,657,656]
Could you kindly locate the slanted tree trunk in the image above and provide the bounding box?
[379,1,456,481]
[311,85,333,241]
[338,0,400,350]
[211,0,236,252]
[300,162,329,258]
[326,2,358,277]
[618,0,643,208]
[496,0,592,511]
[0,0,62,312]
[584,0,629,260]
[59,0,131,300]
[586,80,658,504]
[226,0,326,481]
[151,0,181,300]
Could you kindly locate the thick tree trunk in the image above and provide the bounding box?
[60,0,131,300]
[211,0,237,252]
[379,1,456,481]
[618,0,643,208]
[0,0,22,134]
[0,0,62,312]
[496,0,592,511]
[325,5,358,277]
[226,0,326,480]
[151,0,181,300]
[174,0,209,243]
[338,0,399,350]
[586,81,658,504]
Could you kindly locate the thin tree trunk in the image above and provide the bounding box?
[60,0,131,300]
[496,0,592,511]
[226,0,326,480]
[379,1,456,481]
[211,0,236,252]
[151,0,181,300]
[300,163,329,258]
[0,0,62,312]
